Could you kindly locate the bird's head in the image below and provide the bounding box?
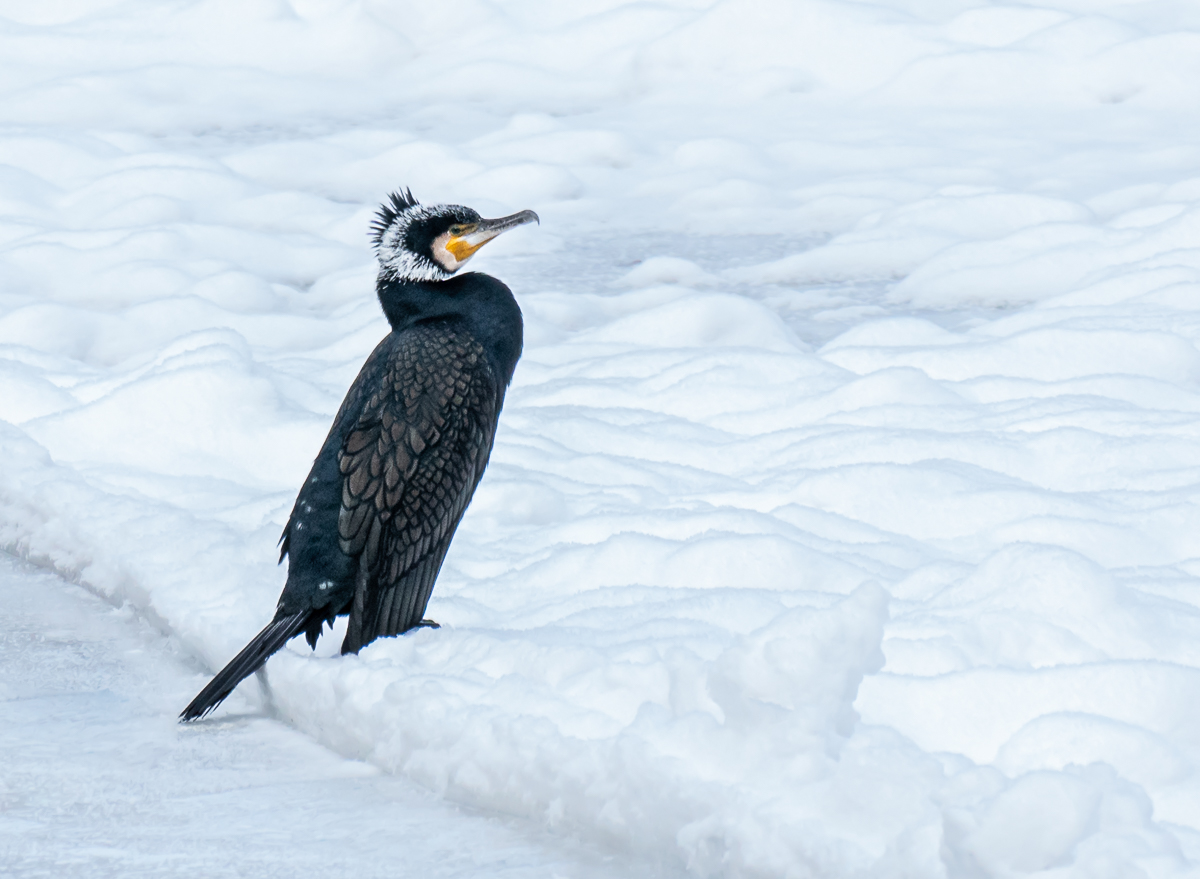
[370,189,539,283]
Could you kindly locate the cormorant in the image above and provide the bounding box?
[181,189,537,721]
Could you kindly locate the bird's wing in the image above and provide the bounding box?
[278,337,395,566]
[337,319,500,653]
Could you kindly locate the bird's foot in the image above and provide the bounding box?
[414,619,440,629]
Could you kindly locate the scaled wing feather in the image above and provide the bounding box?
[337,321,499,653]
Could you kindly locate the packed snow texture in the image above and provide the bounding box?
[3,1,1200,876]
[0,554,640,879]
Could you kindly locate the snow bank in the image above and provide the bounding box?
[3,1,1200,876]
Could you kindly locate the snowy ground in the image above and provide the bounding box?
[4,1,1200,877]
[0,553,646,878]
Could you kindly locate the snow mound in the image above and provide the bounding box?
[3,1,1200,876]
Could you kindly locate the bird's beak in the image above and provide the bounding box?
[445,210,539,262]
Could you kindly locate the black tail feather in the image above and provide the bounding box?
[179,610,311,722]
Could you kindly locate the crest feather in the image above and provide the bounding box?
[370,188,419,249]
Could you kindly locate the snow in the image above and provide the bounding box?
[0,554,635,878]
[3,1,1200,876]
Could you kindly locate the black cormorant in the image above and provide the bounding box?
[180,189,537,721]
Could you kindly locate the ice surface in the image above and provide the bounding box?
[3,1,1200,877]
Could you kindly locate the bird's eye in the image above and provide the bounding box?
[449,225,465,236]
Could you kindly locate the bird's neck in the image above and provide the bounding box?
[376,276,447,328]
[376,273,524,385]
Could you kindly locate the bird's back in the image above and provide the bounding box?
[279,317,503,653]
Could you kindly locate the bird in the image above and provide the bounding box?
[181,188,537,721]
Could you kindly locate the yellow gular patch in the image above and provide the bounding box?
[445,235,487,261]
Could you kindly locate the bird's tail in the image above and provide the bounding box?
[179,610,311,722]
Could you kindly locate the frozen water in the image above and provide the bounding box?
[4,1,1200,876]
